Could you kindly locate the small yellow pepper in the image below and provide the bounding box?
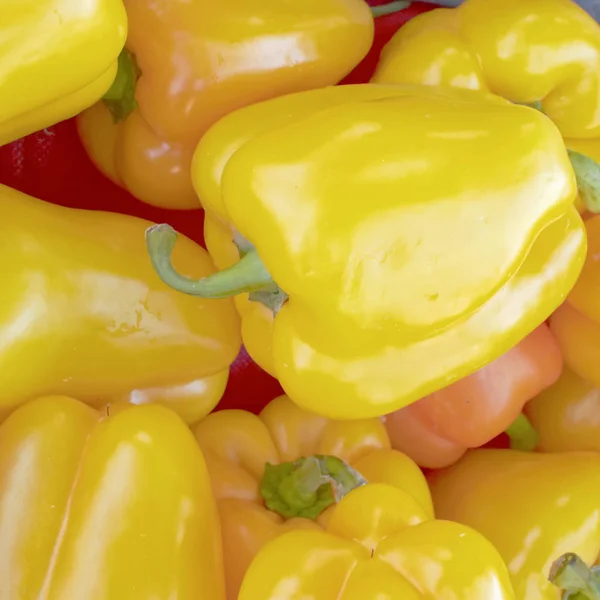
[0,184,240,422]
[147,83,585,419]
[371,0,600,214]
[0,396,225,599]
[192,395,515,600]
[429,449,600,600]
[1,0,127,146]
[77,0,374,209]
[525,366,600,453]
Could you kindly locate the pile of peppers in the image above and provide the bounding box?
[4,0,600,598]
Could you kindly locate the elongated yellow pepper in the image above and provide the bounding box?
[0,184,240,423]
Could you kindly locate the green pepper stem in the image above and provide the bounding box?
[145,223,275,299]
[549,553,600,599]
[260,455,367,520]
[568,149,600,214]
[505,413,539,451]
[371,1,412,17]
[103,47,141,123]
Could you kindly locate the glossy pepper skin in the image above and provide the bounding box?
[429,449,600,600]
[526,366,600,453]
[0,396,225,600]
[192,395,515,600]
[384,324,563,469]
[148,82,586,419]
[1,0,127,147]
[371,0,600,214]
[550,215,600,388]
[0,184,240,423]
[76,0,374,210]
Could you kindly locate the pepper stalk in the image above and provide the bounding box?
[102,47,141,123]
[260,455,367,520]
[549,553,600,599]
[146,223,288,313]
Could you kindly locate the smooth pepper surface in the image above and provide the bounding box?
[384,324,563,468]
[176,82,586,419]
[371,0,600,214]
[0,184,240,422]
[77,0,374,209]
[526,366,600,453]
[0,396,225,600]
[0,0,127,146]
[550,215,600,388]
[192,395,515,600]
[429,449,600,600]
[372,0,600,138]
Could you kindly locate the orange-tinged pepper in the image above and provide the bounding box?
[384,324,563,469]
[550,215,600,388]
[0,395,225,599]
[148,83,585,419]
[77,0,374,209]
[526,366,600,453]
[1,0,127,146]
[429,449,600,600]
[0,184,240,423]
[192,395,515,600]
[371,0,600,214]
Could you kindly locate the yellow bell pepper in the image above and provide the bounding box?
[550,215,600,388]
[192,395,515,600]
[76,0,374,209]
[0,395,225,599]
[525,366,600,453]
[371,0,600,214]
[0,184,240,423]
[429,449,600,600]
[1,0,127,147]
[147,82,585,419]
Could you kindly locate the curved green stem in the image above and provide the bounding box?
[371,1,412,17]
[549,553,600,599]
[505,413,538,451]
[146,223,275,299]
[568,149,600,213]
[103,47,140,123]
[260,455,367,520]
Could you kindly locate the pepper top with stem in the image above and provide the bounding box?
[260,455,366,520]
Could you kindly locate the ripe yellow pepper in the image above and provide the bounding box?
[0,184,240,423]
[371,0,600,214]
[147,83,586,419]
[526,366,600,453]
[550,215,600,388]
[192,395,515,600]
[0,395,225,599]
[429,449,600,600]
[76,0,374,209]
[1,0,127,147]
